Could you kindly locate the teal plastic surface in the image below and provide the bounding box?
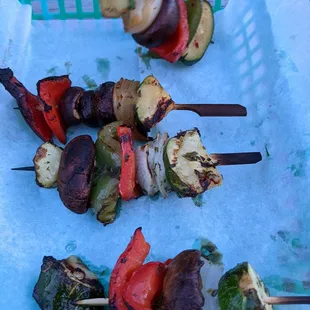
[18,0,223,20]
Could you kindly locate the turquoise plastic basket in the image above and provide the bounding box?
[18,0,224,20]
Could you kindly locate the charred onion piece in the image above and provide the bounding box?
[78,90,99,128]
[57,135,95,214]
[94,82,116,125]
[162,250,205,310]
[33,255,105,310]
[122,0,163,34]
[59,86,84,127]
[132,0,180,48]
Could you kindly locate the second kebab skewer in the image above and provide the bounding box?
[0,68,246,144]
[12,122,262,225]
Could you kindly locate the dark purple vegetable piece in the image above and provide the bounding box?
[78,90,99,128]
[59,86,84,127]
[33,255,105,310]
[162,250,205,310]
[132,0,180,48]
[94,82,116,126]
[57,135,95,214]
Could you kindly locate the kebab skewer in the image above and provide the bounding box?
[12,122,262,225]
[100,0,215,66]
[0,68,246,144]
[33,228,310,310]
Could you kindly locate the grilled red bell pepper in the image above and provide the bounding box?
[150,0,189,63]
[109,228,150,310]
[0,68,53,142]
[37,76,72,144]
[124,262,167,310]
[117,125,138,201]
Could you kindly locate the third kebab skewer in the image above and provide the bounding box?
[0,68,246,144]
[13,123,262,225]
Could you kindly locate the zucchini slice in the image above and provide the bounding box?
[182,0,214,66]
[122,0,163,34]
[135,75,174,133]
[186,0,203,44]
[218,263,273,310]
[164,129,222,197]
[99,0,136,18]
[33,142,63,188]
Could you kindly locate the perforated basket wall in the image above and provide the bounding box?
[18,0,225,20]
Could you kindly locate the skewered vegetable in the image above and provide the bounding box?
[37,75,71,144]
[57,135,95,214]
[135,132,171,197]
[94,81,116,125]
[33,255,105,310]
[78,90,99,127]
[135,143,158,196]
[186,0,203,44]
[90,122,122,225]
[162,250,205,310]
[109,227,151,310]
[122,0,163,34]
[33,142,63,188]
[181,0,215,66]
[59,86,84,127]
[135,75,174,134]
[132,0,180,48]
[113,78,139,127]
[99,0,136,17]
[95,121,123,170]
[124,261,167,309]
[164,129,222,197]
[90,174,120,225]
[197,239,224,310]
[218,262,273,310]
[117,125,138,201]
[0,68,53,142]
[152,132,171,198]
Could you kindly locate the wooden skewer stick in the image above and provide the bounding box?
[11,166,35,171]
[264,296,310,305]
[72,296,310,307]
[209,152,262,166]
[174,104,247,117]
[11,152,262,172]
[72,298,109,306]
